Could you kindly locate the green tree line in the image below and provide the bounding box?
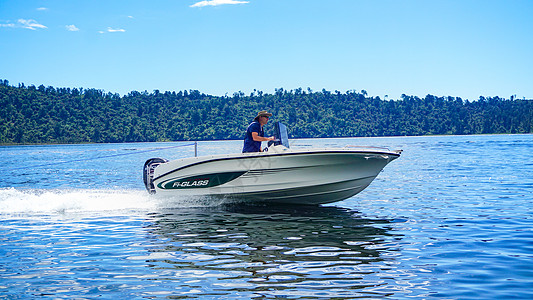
[0,80,531,144]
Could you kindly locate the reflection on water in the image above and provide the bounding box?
[136,204,407,298]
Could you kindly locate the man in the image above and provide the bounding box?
[242,110,275,153]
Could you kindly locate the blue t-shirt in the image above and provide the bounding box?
[242,121,264,153]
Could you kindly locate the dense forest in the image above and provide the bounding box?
[0,79,531,144]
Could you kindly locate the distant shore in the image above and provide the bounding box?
[1,81,531,145]
[2,132,532,147]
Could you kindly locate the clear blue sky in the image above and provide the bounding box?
[1,0,532,101]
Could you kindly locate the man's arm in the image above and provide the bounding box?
[251,132,274,142]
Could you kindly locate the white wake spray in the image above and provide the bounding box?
[0,188,231,215]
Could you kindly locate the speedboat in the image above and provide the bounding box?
[143,123,401,205]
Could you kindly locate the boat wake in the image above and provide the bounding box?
[0,188,231,215]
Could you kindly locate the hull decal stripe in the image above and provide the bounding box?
[157,171,246,190]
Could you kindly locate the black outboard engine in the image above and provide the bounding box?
[268,122,290,148]
[143,158,168,194]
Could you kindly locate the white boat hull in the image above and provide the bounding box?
[148,147,400,205]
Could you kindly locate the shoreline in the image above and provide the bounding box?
[2,132,531,147]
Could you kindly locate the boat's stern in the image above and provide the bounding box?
[143,158,168,194]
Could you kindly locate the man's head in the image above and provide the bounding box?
[254,110,272,125]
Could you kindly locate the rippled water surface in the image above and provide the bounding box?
[1,135,532,299]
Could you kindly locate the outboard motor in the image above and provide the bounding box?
[269,122,290,148]
[143,158,168,194]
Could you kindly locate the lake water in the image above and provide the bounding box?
[1,135,532,299]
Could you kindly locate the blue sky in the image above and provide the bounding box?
[1,0,532,101]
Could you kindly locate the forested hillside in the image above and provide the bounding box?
[1,80,531,144]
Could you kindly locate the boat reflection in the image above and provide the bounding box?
[139,204,403,298]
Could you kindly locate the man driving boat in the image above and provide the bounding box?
[242,110,275,153]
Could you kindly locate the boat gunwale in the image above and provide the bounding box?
[152,148,400,183]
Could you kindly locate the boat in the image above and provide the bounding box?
[143,122,401,205]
